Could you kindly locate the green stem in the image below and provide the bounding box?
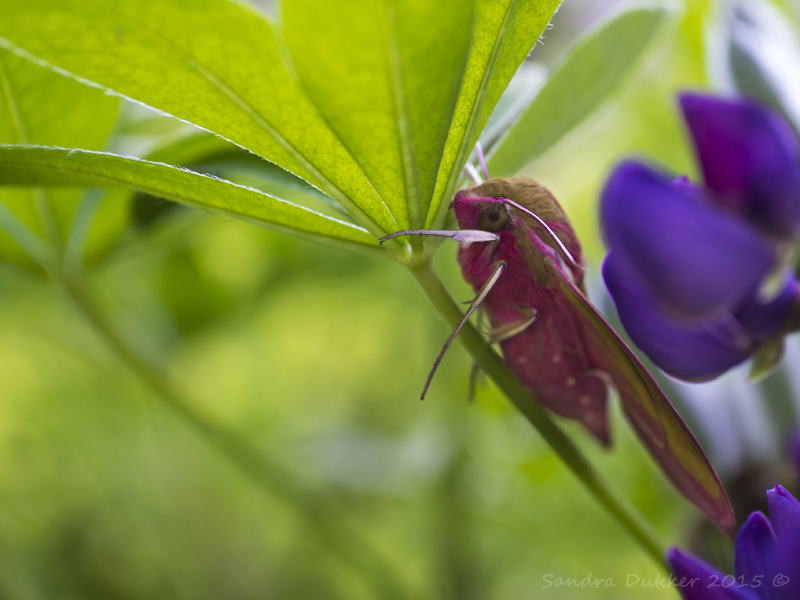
[0,201,57,273]
[410,260,668,570]
[59,273,409,600]
[435,407,485,599]
[63,189,104,277]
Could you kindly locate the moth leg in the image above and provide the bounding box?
[421,261,506,401]
[466,305,532,402]
[488,308,537,344]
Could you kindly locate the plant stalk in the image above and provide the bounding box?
[59,273,409,600]
[410,260,669,570]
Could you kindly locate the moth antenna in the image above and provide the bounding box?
[475,142,489,181]
[421,261,506,401]
[379,229,500,244]
[463,162,483,186]
[502,199,582,270]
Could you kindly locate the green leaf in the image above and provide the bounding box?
[79,131,237,262]
[479,62,546,152]
[488,4,676,178]
[0,48,118,268]
[0,145,387,259]
[0,0,398,237]
[142,130,240,169]
[195,156,353,222]
[120,130,354,224]
[283,0,473,229]
[749,337,784,383]
[0,50,118,149]
[84,130,357,267]
[64,130,239,267]
[425,0,562,230]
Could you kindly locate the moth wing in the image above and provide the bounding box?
[551,262,736,538]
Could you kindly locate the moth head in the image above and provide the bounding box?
[453,192,511,232]
[477,202,510,232]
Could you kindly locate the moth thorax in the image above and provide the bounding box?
[470,177,566,225]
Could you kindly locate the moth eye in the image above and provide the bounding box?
[478,203,510,232]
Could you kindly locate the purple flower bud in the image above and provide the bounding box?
[680,93,800,240]
[733,512,777,589]
[669,485,800,600]
[601,94,800,380]
[766,484,800,547]
[667,548,759,599]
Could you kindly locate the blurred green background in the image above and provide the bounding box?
[1,0,799,598]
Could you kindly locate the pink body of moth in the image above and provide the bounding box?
[454,179,609,442]
[450,177,734,538]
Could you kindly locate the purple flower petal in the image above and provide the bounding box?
[603,250,753,380]
[772,532,800,600]
[680,93,800,239]
[735,274,800,342]
[766,485,800,547]
[601,161,777,320]
[734,512,778,599]
[668,548,761,600]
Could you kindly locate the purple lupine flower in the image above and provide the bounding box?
[668,484,800,600]
[601,93,800,381]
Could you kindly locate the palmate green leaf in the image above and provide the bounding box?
[0,48,118,269]
[79,131,243,266]
[84,129,356,268]
[122,130,353,223]
[194,157,353,222]
[0,145,386,259]
[0,0,399,238]
[426,0,562,230]
[283,0,473,229]
[488,3,677,177]
[141,130,240,170]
